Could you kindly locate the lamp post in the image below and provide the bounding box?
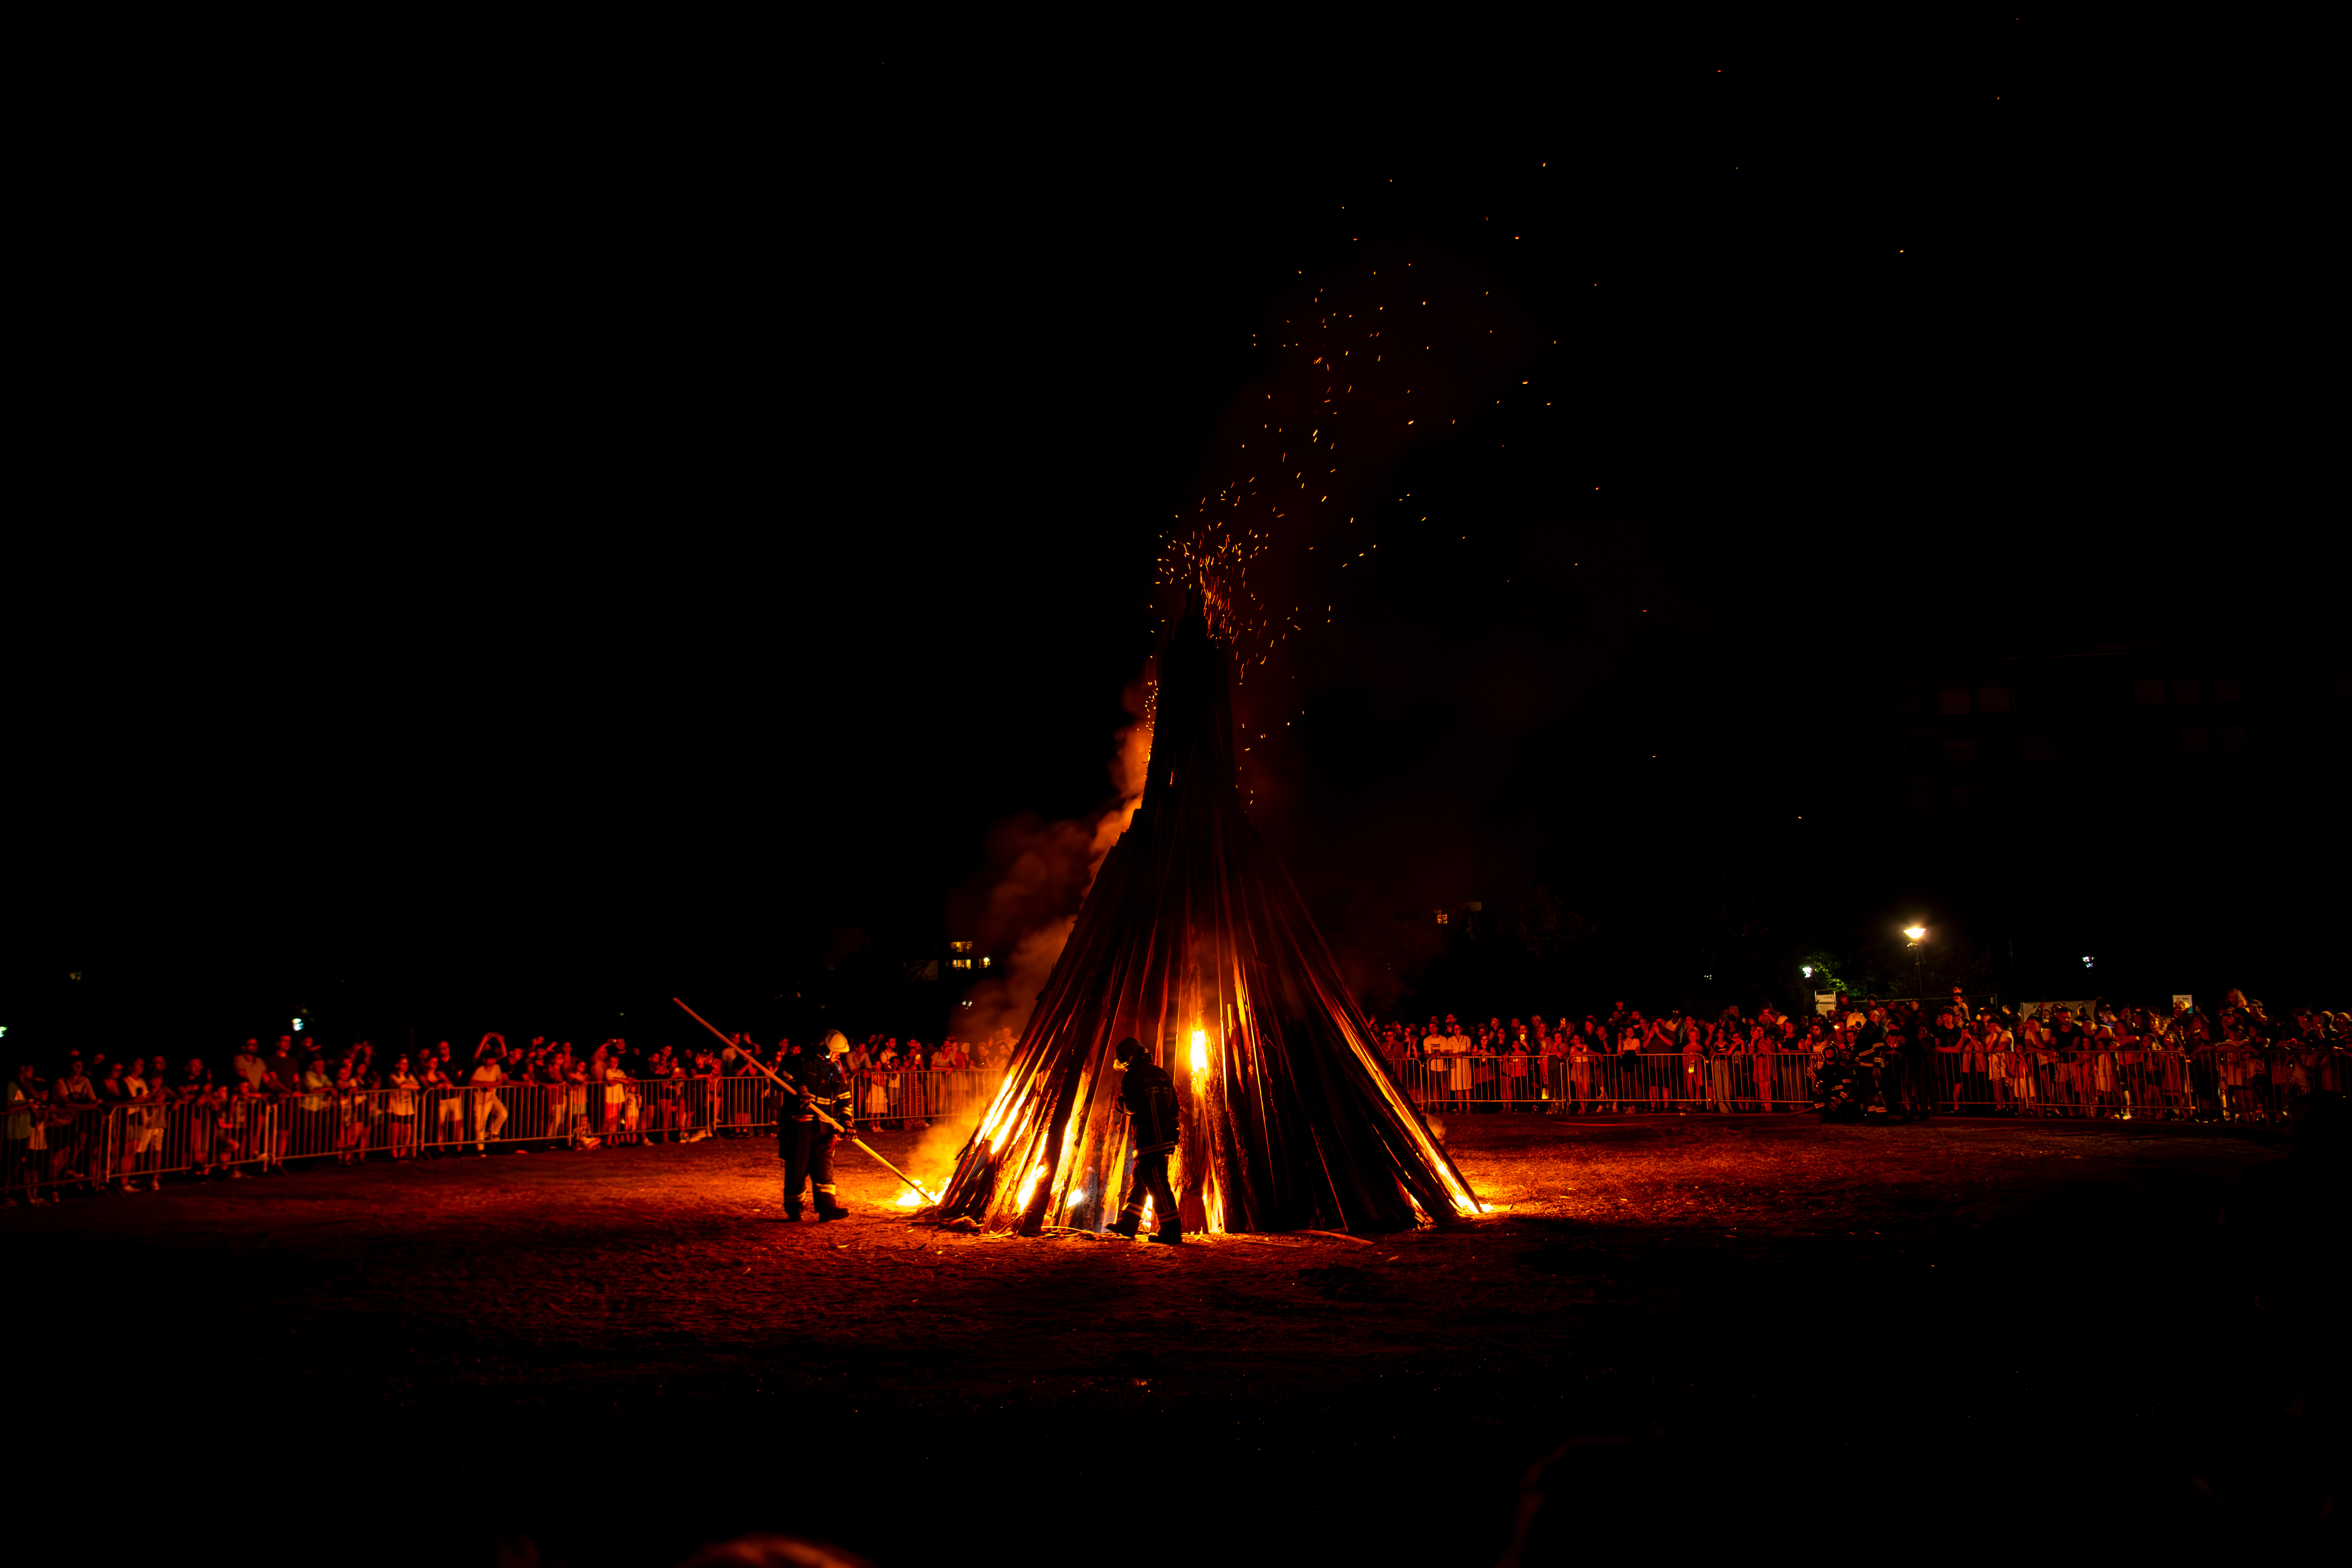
[1903,926,1927,999]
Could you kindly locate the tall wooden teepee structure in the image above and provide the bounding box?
[937,596,1478,1235]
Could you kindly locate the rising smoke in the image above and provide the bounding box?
[948,672,1152,1037]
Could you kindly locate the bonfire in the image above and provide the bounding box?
[933,591,1480,1235]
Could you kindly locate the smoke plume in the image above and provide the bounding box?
[948,672,1152,1037]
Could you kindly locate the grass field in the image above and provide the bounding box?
[10,1112,2334,1565]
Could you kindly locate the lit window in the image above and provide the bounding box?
[1937,688,1971,716]
[2171,679,2203,705]
[2132,678,2166,706]
[1976,685,2010,713]
[2210,678,2241,703]
[2217,724,2246,751]
[2178,726,2210,753]
[1434,909,1449,925]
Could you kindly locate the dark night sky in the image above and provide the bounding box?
[13,34,2341,1053]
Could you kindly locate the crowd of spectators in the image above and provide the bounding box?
[3,1027,1018,1204]
[11,988,2342,1206]
[1371,988,2350,1122]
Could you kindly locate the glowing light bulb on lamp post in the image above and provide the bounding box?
[1190,1028,1209,1075]
[1902,926,1927,998]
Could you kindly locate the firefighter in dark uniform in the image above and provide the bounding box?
[1815,1043,1862,1123]
[1852,1008,1890,1120]
[1896,1013,1936,1121]
[1105,1037,1183,1244]
[780,1030,851,1221]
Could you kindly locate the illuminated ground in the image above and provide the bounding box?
[12,1114,2334,1564]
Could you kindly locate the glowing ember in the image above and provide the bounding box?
[1190,1028,1209,1076]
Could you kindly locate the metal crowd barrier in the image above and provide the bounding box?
[2,1070,1004,1201]
[6,1051,2333,1203]
[1386,1048,2341,1121]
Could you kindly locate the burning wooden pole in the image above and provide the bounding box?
[931,593,1481,1236]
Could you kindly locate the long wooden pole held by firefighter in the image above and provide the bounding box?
[670,997,939,1206]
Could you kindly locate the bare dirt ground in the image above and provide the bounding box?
[11,1113,2338,1565]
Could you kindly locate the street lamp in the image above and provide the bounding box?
[1903,926,1927,998]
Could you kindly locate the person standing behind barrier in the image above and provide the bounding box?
[177,1059,216,1176]
[114,1059,152,1190]
[683,1049,714,1142]
[904,1039,932,1129]
[470,1053,510,1154]
[421,1054,459,1156]
[1566,1029,1595,1114]
[1950,1014,1982,1112]
[2044,1009,2082,1118]
[387,1057,418,1160]
[1418,1022,1448,1111]
[642,1049,674,1143]
[8,1066,52,1203]
[263,1040,299,1169]
[2020,1013,2055,1116]
[586,1043,614,1141]
[1703,1026,1735,1113]
[1984,1016,2019,1114]
[779,1031,851,1222]
[1618,1016,1647,1112]
[565,1051,598,1149]
[730,1041,765,1133]
[142,1060,177,1185]
[1674,1016,1702,1113]
[876,1040,902,1127]
[535,1048,559,1143]
[604,1054,632,1144]
[1759,1025,1787,1109]
[331,1060,364,1163]
[224,1078,263,1174]
[1542,1019,1568,1111]
[297,1054,332,1161]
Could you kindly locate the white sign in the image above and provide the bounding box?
[2171,994,2194,1013]
[1814,992,1839,1016]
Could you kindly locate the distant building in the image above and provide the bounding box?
[1437,901,1488,947]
